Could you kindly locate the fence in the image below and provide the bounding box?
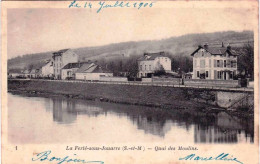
[99,76,128,82]
[184,79,239,88]
[151,77,181,85]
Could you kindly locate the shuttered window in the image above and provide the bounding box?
[200,59,205,68]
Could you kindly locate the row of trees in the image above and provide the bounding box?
[96,53,193,78]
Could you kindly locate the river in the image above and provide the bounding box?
[8,93,254,144]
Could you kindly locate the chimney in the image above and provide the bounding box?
[203,43,208,49]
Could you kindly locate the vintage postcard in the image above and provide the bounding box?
[1,0,259,164]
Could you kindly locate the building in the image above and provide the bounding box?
[8,69,23,78]
[30,69,41,78]
[75,63,113,81]
[52,49,79,79]
[23,69,31,78]
[190,43,238,80]
[61,62,89,80]
[137,52,171,78]
[42,60,54,77]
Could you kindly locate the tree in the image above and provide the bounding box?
[237,43,254,79]
[154,65,166,76]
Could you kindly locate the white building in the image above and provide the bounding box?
[42,60,54,77]
[8,69,23,78]
[191,43,238,80]
[75,63,113,81]
[61,62,89,80]
[137,52,171,78]
[52,49,79,79]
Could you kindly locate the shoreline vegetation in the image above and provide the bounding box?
[8,79,253,119]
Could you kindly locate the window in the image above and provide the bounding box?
[140,65,142,70]
[206,71,208,78]
[217,60,220,67]
[200,59,205,68]
[224,60,226,67]
[197,71,200,78]
[149,65,151,70]
[217,71,222,79]
[145,65,147,70]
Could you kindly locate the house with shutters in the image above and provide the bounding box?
[190,43,238,80]
[137,52,171,78]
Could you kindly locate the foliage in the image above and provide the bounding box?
[154,65,166,76]
[8,31,253,70]
[237,43,254,80]
[170,54,193,73]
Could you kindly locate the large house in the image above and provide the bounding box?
[190,43,238,80]
[52,49,79,79]
[42,60,54,77]
[137,52,171,78]
[75,63,113,81]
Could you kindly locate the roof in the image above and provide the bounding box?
[190,45,239,56]
[76,63,112,73]
[23,70,31,74]
[30,69,40,74]
[53,49,70,57]
[138,52,169,61]
[62,62,88,69]
[91,65,111,73]
[75,63,94,73]
[8,69,23,74]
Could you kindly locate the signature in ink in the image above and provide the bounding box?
[32,150,104,164]
[179,153,243,164]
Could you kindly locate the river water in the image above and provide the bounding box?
[8,93,254,144]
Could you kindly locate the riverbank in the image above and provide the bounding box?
[8,79,253,118]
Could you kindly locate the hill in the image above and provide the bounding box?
[8,30,254,70]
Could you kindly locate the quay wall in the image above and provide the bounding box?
[8,79,253,110]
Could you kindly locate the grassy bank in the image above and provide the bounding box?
[8,79,220,111]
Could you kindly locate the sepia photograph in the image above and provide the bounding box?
[1,1,259,164]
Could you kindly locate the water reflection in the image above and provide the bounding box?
[48,96,253,143]
[8,93,254,143]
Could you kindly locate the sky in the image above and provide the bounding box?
[7,4,257,59]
